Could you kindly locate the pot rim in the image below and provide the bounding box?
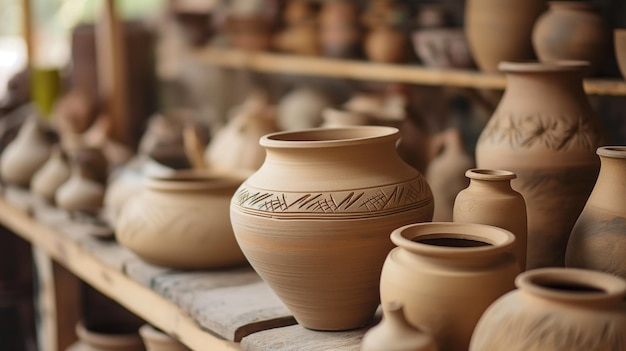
[498,60,591,73]
[390,222,516,259]
[75,321,143,347]
[547,1,599,11]
[145,170,246,191]
[465,168,516,181]
[516,268,626,303]
[597,146,626,159]
[260,126,399,149]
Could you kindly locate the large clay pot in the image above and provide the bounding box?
[230,126,434,331]
[361,302,438,351]
[566,146,626,279]
[453,169,527,270]
[465,0,546,72]
[470,268,626,351]
[75,321,145,351]
[117,171,247,269]
[380,222,519,351]
[139,324,191,351]
[532,2,611,75]
[475,61,604,269]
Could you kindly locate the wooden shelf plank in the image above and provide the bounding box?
[191,47,626,96]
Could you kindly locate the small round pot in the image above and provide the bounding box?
[75,321,144,351]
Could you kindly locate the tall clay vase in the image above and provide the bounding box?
[453,169,528,270]
[230,126,434,331]
[566,146,626,280]
[465,0,546,72]
[379,222,519,351]
[475,61,605,269]
[361,302,438,351]
[470,268,626,351]
[532,2,611,75]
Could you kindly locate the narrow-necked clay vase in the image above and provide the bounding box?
[469,268,626,351]
[55,147,108,214]
[139,325,191,351]
[380,222,519,351]
[116,171,247,269]
[566,146,626,280]
[475,61,605,270]
[465,0,546,72]
[361,302,438,351]
[230,126,434,331]
[615,29,626,79]
[532,2,611,75]
[453,169,528,271]
[31,145,71,202]
[75,321,145,351]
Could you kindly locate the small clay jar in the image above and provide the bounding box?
[55,163,106,214]
[75,321,145,351]
[139,324,191,351]
[361,302,438,351]
[453,169,528,270]
[364,26,409,64]
[470,268,626,351]
[31,145,71,202]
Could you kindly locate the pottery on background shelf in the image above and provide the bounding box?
[230,126,434,331]
[55,148,108,215]
[614,29,626,79]
[361,302,438,351]
[475,61,605,270]
[412,28,474,69]
[362,0,410,64]
[319,0,362,59]
[469,268,626,351]
[31,145,71,203]
[453,169,527,270]
[272,0,319,56]
[75,321,145,351]
[465,0,546,72]
[532,1,610,75]
[277,87,332,130]
[117,171,247,269]
[139,324,191,351]
[379,222,519,351]
[566,146,626,280]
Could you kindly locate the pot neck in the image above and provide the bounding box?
[466,169,516,192]
[588,146,626,210]
[499,61,588,101]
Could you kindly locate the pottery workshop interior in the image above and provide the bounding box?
[0,0,626,350]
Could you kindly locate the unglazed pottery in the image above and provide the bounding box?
[361,302,438,351]
[476,61,604,269]
[31,145,71,202]
[465,0,546,72]
[117,171,247,269]
[364,26,409,64]
[319,0,361,58]
[55,164,106,214]
[615,29,626,79]
[230,126,434,331]
[411,28,474,69]
[453,169,528,270]
[566,146,626,279]
[380,222,519,351]
[470,268,626,351]
[139,325,191,351]
[532,2,610,75]
[75,321,145,351]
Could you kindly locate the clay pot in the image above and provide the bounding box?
[273,24,319,56]
[380,222,519,351]
[614,29,626,79]
[566,146,626,280]
[55,164,106,214]
[470,268,626,351]
[277,87,332,130]
[230,126,434,331]
[139,325,190,351]
[465,0,546,72]
[411,28,474,69]
[532,2,611,75]
[319,0,361,59]
[116,171,247,269]
[75,321,145,351]
[475,61,604,269]
[0,116,55,187]
[31,145,71,202]
[364,26,409,64]
[361,302,438,351]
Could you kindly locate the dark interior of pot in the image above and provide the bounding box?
[413,236,492,248]
[84,322,140,335]
[532,279,606,294]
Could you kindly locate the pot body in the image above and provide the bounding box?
[230,126,434,331]
[380,222,519,351]
[465,0,546,72]
[364,27,408,64]
[470,268,626,351]
[475,61,604,269]
[453,169,527,270]
[116,172,247,269]
[615,29,626,79]
[31,146,70,202]
[566,146,626,279]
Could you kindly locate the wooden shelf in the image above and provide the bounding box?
[191,47,626,96]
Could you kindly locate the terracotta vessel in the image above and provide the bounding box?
[453,169,527,270]
[273,24,319,56]
[31,145,71,202]
[364,26,409,64]
[55,165,105,214]
[380,222,519,351]
[566,146,626,280]
[230,126,434,331]
[361,302,438,351]
[614,29,626,79]
[139,325,191,351]
[117,171,247,269]
[465,0,546,72]
[470,268,626,351]
[75,321,145,351]
[475,61,604,269]
[318,0,361,58]
[532,2,610,75]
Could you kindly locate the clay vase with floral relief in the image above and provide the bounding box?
[475,61,604,270]
[380,222,519,351]
[470,268,626,351]
[453,169,528,270]
[566,146,626,280]
[230,126,434,331]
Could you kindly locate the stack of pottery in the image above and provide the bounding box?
[273,0,319,56]
[361,0,410,64]
[319,0,362,58]
[230,126,434,330]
